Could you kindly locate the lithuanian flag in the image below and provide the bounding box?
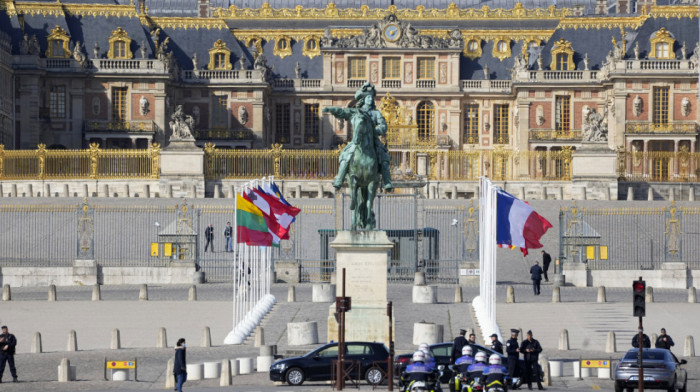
[236,193,277,247]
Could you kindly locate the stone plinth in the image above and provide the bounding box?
[327,231,394,347]
[160,143,205,198]
[571,143,618,200]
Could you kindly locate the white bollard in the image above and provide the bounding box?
[606,331,616,353]
[165,358,175,388]
[257,355,274,372]
[549,360,563,378]
[220,359,232,386]
[689,287,696,303]
[287,322,318,346]
[48,284,57,301]
[92,284,101,301]
[559,329,570,350]
[412,285,437,304]
[412,322,443,345]
[203,361,221,379]
[111,328,121,349]
[685,336,695,357]
[238,357,253,374]
[67,330,78,351]
[312,284,335,302]
[201,326,212,348]
[573,361,581,378]
[139,284,148,301]
[597,286,607,303]
[506,285,515,303]
[189,285,197,301]
[2,284,10,301]
[646,286,654,302]
[31,332,42,353]
[454,286,463,303]
[627,187,634,201]
[538,355,551,386]
[598,367,611,378]
[580,366,592,378]
[287,286,296,302]
[58,358,73,382]
[230,359,240,376]
[186,363,203,380]
[552,286,561,303]
[156,327,168,348]
[112,369,128,381]
[254,326,264,347]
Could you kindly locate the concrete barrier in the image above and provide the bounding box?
[48,284,57,301]
[538,355,551,386]
[230,359,240,376]
[254,326,264,347]
[214,184,222,199]
[58,358,76,382]
[606,331,616,353]
[257,355,274,372]
[559,329,570,350]
[287,286,296,302]
[412,285,437,304]
[552,286,561,303]
[139,284,148,301]
[598,367,611,379]
[454,286,463,303]
[651,333,658,346]
[92,284,101,301]
[685,336,695,357]
[506,286,515,303]
[2,284,10,301]
[287,322,318,346]
[627,187,634,201]
[186,363,203,380]
[67,330,78,351]
[203,361,221,379]
[312,284,335,302]
[165,358,175,388]
[238,357,253,374]
[32,332,42,353]
[646,286,654,303]
[111,328,121,349]
[414,271,426,285]
[220,359,232,386]
[412,322,443,345]
[260,345,274,356]
[201,326,212,347]
[689,287,696,303]
[597,286,607,303]
[647,188,653,201]
[549,360,563,378]
[112,369,128,381]
[189,285,197,301]
[156,327,168,348]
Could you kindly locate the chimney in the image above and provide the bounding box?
[596,0,609,14]
[198,0,210,17]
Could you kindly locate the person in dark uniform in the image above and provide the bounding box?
[530,261,543,295]
[204,223,214,252]
[541,250,552,282]
[490,333,503,354]
[655,328,675,350]
[0,325,18,383]
[506,329,520,384]
[451,329,469,364]
[519,330,543,390]
[632,333,651,348]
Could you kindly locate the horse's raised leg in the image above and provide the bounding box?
[350,176,358,231]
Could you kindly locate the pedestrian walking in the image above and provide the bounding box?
[520,330,544,390]
[0,325,18,383]
[655,328,674,350]
[204,223,214,252]
[541,250,552,282]
[224,222,233,252]
[506,329,520,381]
[530,261,543,295]
[631,333,651,348]
[490,333,504,354]
[450,329,468,364]
[173,338,187,392]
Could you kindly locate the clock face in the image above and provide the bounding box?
[384,24,401,42]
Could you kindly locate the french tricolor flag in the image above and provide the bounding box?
[496,189,552,256]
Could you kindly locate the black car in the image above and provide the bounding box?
[395,342,536,383]
[270,341,389,386]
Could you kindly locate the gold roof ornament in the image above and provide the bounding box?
[45,25,71,58]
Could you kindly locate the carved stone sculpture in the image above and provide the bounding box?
[582,107,608,142]
[583,53,590,70]
[72,41,88,68]
[681,41,687,59]
[691,42,700,69]
[511,54,527,79]
[29,35,40,55]
[633,95,642,117]
[192,106,200,126]
[681,97,691,117]
[169,105,195,141]
[254,52,273,82]
[238,105,248,125]
[93,42,100,59]
[536,105,545,126]
[295,62,301,78]
[139,96,150,116]
[140,40,147,59]
[19,34,29,55]
[634,42,640,60]
[192,53,198,71]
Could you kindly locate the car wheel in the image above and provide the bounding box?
[285,367,305,386]
[365,366,385,385]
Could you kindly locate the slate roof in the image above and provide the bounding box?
[539,26,623,71]
[159,26,247,70]
[632,15,699,59]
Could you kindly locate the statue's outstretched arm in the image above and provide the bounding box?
[323,107,353,120]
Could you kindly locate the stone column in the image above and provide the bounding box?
[643,140,649,177]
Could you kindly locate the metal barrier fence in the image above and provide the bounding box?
[617,150,700,182]
[0,143,160,180]
[560,202,700,270]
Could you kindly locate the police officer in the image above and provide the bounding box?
[490,333,504,354]
[0,325,18,383]
[451,329,469,363]
[400,351,435,392]
[655,328,675,350]
[632,333,651,348]
[482,354,508,390]
[520,330,543,390]
[506,329,521,381]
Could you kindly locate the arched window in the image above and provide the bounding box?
[107,27,133,59]
[549,39,574,71]
[464,37,482,60]
[649,28,675,60]
[302,36,321,59]
[273,36,292,59]
[417,101,435,140]
[208,39,232,70]
[46,26,70,58]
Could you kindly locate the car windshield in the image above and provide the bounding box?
[623,350,668,361]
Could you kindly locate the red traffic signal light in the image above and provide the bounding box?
[633,281,645,293]
[633,279,646,317]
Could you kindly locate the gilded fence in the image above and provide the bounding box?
[617,150,700,182]
[0,143,160,180]
[439,148,572,181]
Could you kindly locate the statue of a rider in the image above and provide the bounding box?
[327,82,393,192]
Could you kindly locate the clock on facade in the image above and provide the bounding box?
[383,24,401,42]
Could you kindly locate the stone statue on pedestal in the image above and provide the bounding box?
[169,105,195,141]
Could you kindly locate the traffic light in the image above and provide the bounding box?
[633,280,646,317]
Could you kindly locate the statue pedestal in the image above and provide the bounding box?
[327,231,394,347]
[571,143,618,200]
[160,141,205,198]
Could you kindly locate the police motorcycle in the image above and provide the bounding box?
[464,351,489,392]
[399,351,444,392]
[480,354,508,392]
[448,346,474,392]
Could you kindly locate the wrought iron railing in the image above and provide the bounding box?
[194,129,254,140]
[84,120,155,133]
[529,129,583,141]
[617,150,700,182]
[625,121,698,134]
[0,143,160,180]
[442,148,573,181]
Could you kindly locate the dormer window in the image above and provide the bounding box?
[464,37,482,60]
[273,36,292,59]
[493,39,511,61]
[302,36,320,59]
[550,39,574,70]
[649,28,675,60]
[208,39,232,70]
[46,26,70,58]
[107,27,133,59]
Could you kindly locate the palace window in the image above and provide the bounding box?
[382,57,401,79]
[275,103,290,143]
[208,39,232,70]
[463,104,479,144]
[556,54,569,70]
[49,86,66,119]
[493,104,509,144]
[46,26,70,58]
[492,40,511,61]
[214,53,226,69]
[212,95,228,128]
[653,87,669,125]
[273,36,292,59]
[550,39,574,71]
[304,103,320,144]
[555,96,571,132]
[417,57,435,80]
[111,87,128,122]
[649,28,675,60]
[302,36,320,59]
[417,101,435,139]
[107,27,132,59]
[348,57,366,79]
[464,38,482,60]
